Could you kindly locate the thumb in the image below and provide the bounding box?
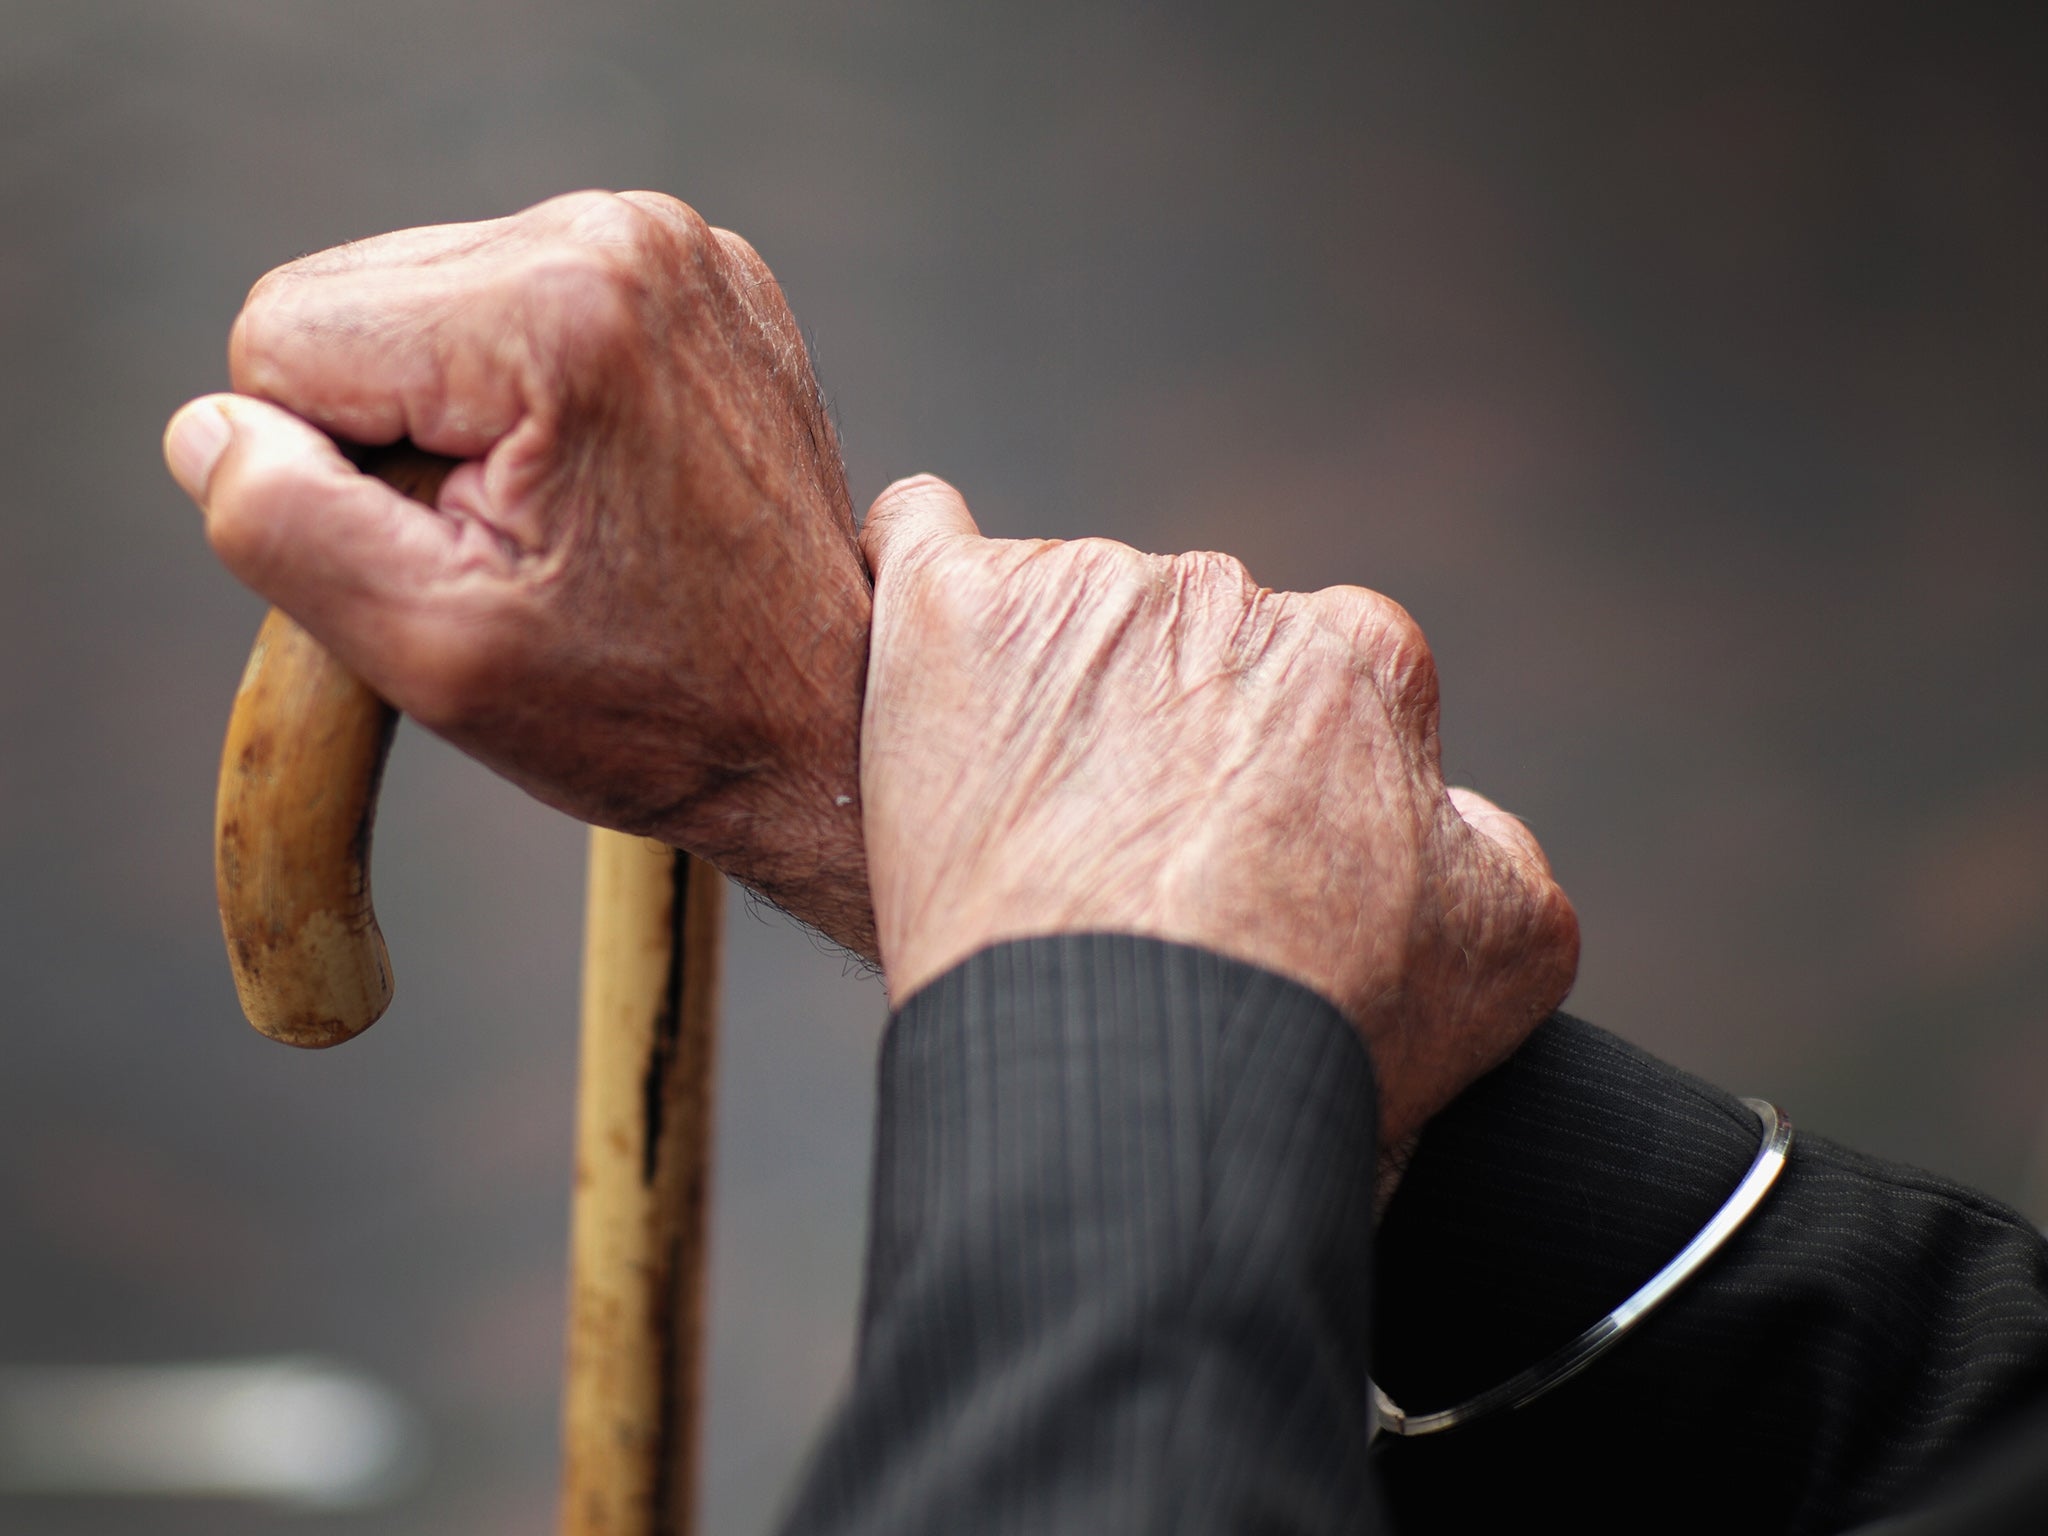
[165,393,490,659]
[859,473,980,581]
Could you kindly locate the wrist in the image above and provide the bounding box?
[670,726,876,961]
[673,544,875,956]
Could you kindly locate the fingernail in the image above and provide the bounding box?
[164,400,233,500]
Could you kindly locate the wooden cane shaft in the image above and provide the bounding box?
[562,831,722,1536]
[213,445,723,1529]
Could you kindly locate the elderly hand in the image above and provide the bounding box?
[858,476,1579,1147]
[164,191,875,955]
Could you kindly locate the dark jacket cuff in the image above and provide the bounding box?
[779,933,1384,1536]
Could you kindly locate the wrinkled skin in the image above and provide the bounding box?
[168,190,1578,1142]
[165,191,875,954]
[859,476,1581,1149]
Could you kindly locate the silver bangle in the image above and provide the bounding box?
[1373,1096,1793,1438]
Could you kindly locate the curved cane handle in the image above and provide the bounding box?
[214,445,453,1048]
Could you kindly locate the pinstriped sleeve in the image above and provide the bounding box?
[1373,1015,2048,1536]
[775,933,1389,1536]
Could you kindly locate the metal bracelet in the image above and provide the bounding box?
[1373,1097,1793,1438]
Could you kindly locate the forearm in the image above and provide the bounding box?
[778,934,1390,1536]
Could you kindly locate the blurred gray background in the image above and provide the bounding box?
[2,1,2044,1531]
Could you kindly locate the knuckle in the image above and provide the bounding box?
[239,263,293,315]
[1522,880,1583,1005]
[533,187,632,228]
[1335,587,1438,713]
[1175,548,1255,592]
[227,270,298,390]
[562,189,709,263]
[511,247,647,358]
[527,191,710,284]
[616,189,708,239]
[710,224,767,274]
[1070,535,1150,584]
[1383,635,1440,719]
[1058,537,1154,612]
[1166,550,1270,659]
[620,194,709,268]
[511,194,723,363]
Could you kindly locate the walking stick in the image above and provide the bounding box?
[214,445,721,1536]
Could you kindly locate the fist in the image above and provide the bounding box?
[858,476,1579,1147]
[165,192,874,953]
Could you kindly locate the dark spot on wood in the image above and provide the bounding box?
[640,855,689,1187]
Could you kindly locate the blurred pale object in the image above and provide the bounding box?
[0,1356,421,1507]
